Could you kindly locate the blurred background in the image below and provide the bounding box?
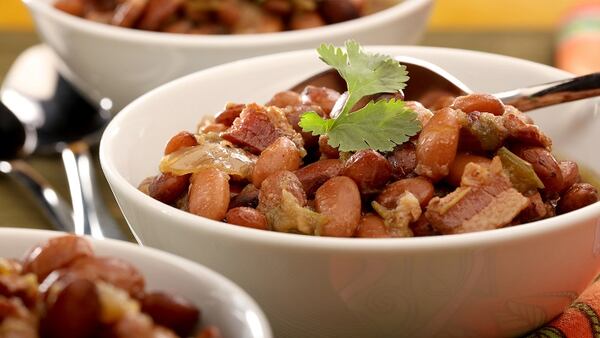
[1,0,598,74]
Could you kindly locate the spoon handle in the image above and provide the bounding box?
[495,72,600,112]
[61,141,130,241]
[1,159,74,232]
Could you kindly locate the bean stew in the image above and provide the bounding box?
[53,0,400,34]
[0,235,221,337]
[140,44,599,238]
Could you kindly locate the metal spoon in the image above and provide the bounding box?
[1,45,128,240]
[0,100,74,232]
[290,55,600,112]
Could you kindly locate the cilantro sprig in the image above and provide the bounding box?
[299,40,422,152]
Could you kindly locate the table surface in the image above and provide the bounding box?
[0,30,557,237]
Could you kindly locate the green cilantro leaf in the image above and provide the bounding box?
[300,40,421,152]
[317,40,409,112]
[323,100,420,152]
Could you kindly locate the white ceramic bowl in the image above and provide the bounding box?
[100,46,600,338]
[0,228,272,338]
[22,0,433,110]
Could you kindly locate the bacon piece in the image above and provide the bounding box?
[222,103,303,155]
[425,157,529,234]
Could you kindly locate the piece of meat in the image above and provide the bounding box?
[425,157,529,234]
[282,104,324,148]
[222,103,304,155]
[503,111,552,148]
[515,191,549,223]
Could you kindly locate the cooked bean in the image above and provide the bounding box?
[196,326,223,338]
[258,170,307,211]
[40,278,100,338]
[188,168,230,221]
[111,0,147,27]
[138,0,182,31]
[355,214,391,238]
[376,177,434,208]
[452,93,505,116]
[315,176,361,237]
[386,142,417,180]
[513,146,564,194]
[215,103,245,126]
[261,0,292,16]
[252,137,302,188]
[225,207,268,230]
[266,91,301,108]
[342,150,392,194]
[54,0,84,16]
[64,256,145,298]
[446,153,492,186]
[405,101,433,126]
[319,135,339,159]
[142,291,200,336]
[22,235,93,282]
[201,123,228,133]
[318,0,359,23]
[415,108,460,181]
[216,0,241,27]
[294,159,343,197]
[164,131,198,155]
[230,184,259,209]
[559,160,580,192]
[289,11,326,30]
[558,183,599,214]
[300,85,340,116]
[148,173,190,204]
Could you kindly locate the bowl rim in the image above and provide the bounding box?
[22,0,431,47]
[100,45,600,252]
[0,227,273,338]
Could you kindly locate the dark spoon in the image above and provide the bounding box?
[0,100,74,232]
[1,45,128,240]
[290,55,600,112]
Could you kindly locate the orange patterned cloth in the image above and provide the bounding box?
[527,281,600,337]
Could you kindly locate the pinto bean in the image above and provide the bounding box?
[300,86,340,116]
[315,176,361,237]
[225,207,268,230]
[452,93,505,116]
[294,159,343,197]
[559,160,580,192]
[111,0,147,27]
[261,0,293,15]
[141,291,200,336]
[164,131,198,155]
[252,137,302,188]
[318,0,359,23]
[64,256,145,298]
[54,0,85,16]
[446,153,492,187]
[215,103,245,127]
[289,11,326,30]
[513,146,564,194]
[415,108,460,181]
[40,278,100,338]
[138,0,182,31]
[319,135,339,159]
[148,173,190,204]
[188,168,230,221]
[405,101,434,126]
[558,183,599,214]
[355,214,391,238]
[266,91,301,108]
[342,150,392,194]
[376,177,434,209]
[22,235,93,282]
[386,142,417,180]
[258,170,307,211]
